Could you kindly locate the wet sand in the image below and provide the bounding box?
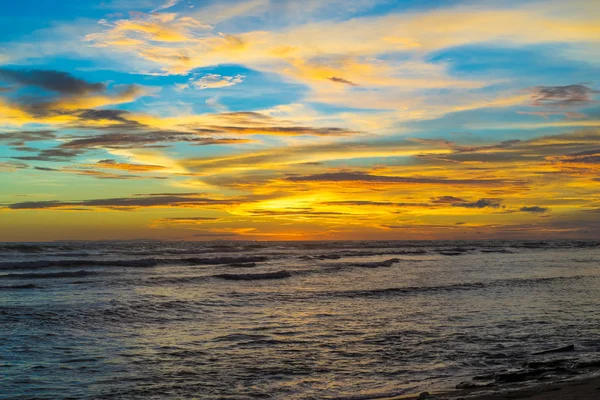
[397,375,600,400]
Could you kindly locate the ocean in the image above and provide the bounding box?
[1,240,599,399]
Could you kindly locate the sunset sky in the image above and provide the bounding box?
[1,0,599,241]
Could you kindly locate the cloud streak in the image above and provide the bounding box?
[5,193,243,210]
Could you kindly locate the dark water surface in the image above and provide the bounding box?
[1,240,599,399]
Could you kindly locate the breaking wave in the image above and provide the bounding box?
[0,270,99,279]
[335,275,593,298]
[0,255,269,271]
[213,270,292,281]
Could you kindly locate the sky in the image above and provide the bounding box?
[0,0,599,241]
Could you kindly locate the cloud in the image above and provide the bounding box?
[248,209,350,217]
[328,77,359,86]
[33,166,59,171]
[80,2,600,97]
[5,193,242,210]
[156,216,220,222]
[321,201,397,206]
[431,196,467,204]
[0,69,149,127]
[210,125,353,136]
[189,74,245,89]
[520,206,550,213]
[13,148,85,162]
[89,159,166,172]
[151,0,180,13]
[59,168,147,180]
[286,171,508,186]
[77,109,132,122]
[60,131,251,150]
[28,164,163,180]
[548,149,600,165]
[85,12,210,46]
[531,84,598,108]
[0,130,56,146]
[0,68,105,95]
[0,161,29,172]
[454,198,502,209]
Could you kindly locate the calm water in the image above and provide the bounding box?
[1,240,599,399]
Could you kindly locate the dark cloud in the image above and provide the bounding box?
[323,198,508,210]
[0,69,105,95]
[298,162,323,166]
[520,206,549,213]
[455,198,502,209]
[212,125,355,136]
[322,200,396,206]
[33,166,59,171]
[13,148,85,162]
[550,149,600,164]
[77,109,131,123]
[12,146,39,152]
[286,171,508,185]
[248,210,349,216]
[328,77,359,86]
[6,194,240,210]
[160,217,220,221]
[60,132,252,150]
[419,130,600,165]
[321,200,429,207]
[0,130,56,146]
[412,138,521,154]
[0,161,29,171]
[60,168,145,180]
[30,165,157,180]
[531,84,598,107]
[20,84,144,118]
[431,196,467,204]
[135,192,203,196]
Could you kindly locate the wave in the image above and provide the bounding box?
[0,283,41,289]
[301,249,428,260]
[0,243,47,253]
[0,270,99,279]
[438,251,465,256]
[351,258,400,268]
[146,275,208,285]
[185,256,268,265]
[335,275,593,298]
[224,262,257,268]
[213,270,292,281]
[0,255,269,271]
[0,258,159,270]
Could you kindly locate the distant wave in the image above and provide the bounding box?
[225,262,257,268]
[0,243,47,253]
[0,270,99,279]
[351,258,400,268]
[0,283,41,289]
[335,275,594,298]
[213,270,292,281]
[0,255,269,271]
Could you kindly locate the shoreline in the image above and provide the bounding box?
[392,374,600,400]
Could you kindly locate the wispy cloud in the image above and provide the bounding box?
[189,74,245,90]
